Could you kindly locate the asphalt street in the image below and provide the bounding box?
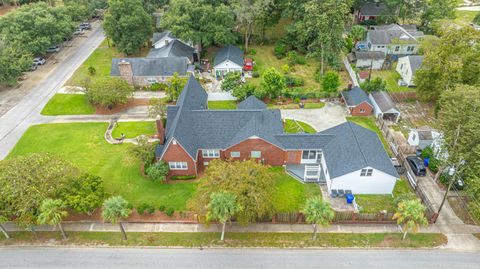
[0,248,478,269]
[0,26,105,159]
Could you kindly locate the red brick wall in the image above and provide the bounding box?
[224,138,286,166]
[350,102,373,116]
[161,140,197,176]
[286,150,302,164]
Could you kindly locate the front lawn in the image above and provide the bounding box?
[454,10,478,26]
[369,69,415,93]
[284,119,316,133]
[208,100,237,109]
[354,178,413,213]
[41,94,95,115]
[270,167,321,212]
[0,231,447,248]
[7,123,196,210]
[111,121,156,139]
[346,116,393,156]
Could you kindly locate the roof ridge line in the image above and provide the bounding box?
[347,122,369,167]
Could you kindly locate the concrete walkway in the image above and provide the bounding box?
[343,56,359,86]
[281,102,347,132]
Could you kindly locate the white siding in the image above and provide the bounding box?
[387,44,419,55]
[329,167,398,194]
[356,59,384,69]
[213,60,243,76]
[396,56,414,86]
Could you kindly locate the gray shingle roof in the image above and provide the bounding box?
[341,86,372,107]
[147,40,194,62]
[320,122,399,178]
[368,24,424,45]
[355,51,385,60]
[110,57,190,77]
[156,76,397,179]
[213,45,244,67]
[406,55,424,73]
[152,31,174,44]
[237,96,267,109]
[370,91,399,113]
[359,3,387,16]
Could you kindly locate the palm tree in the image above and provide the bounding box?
[207,192,240,241]
[101,196,132,240]
[37,199,69,240]
[393,199,428,240]
[302,197,334,240]
[0,214,10,239]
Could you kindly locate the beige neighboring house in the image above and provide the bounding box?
[110,57,193,87]
[396,55,424,86]
[366,24,424,59]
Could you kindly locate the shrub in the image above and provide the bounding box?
[393,193,418,208]
[88,66,96,75]
[274,43,286,59]
[150,83,167,91]
[158,205,166,212]
[421,147,433,159]
[252,71,260,78]
[322,71,341,93]
[428,158,441,173]
[171,175,196,180]
[137,203,155,215]
[293,97,301,104]
[281,64,291,74]
[247,48,257,55]
[287,51,306,65]
[361,77,386,92]
[252,65,258,72]
[232,83,255,100]
[85,77,134,108]
[145,161,169,182]
[165,207,175,217]
[285,75,304,87]
[221,71,242,92]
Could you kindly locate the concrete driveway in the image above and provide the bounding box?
[281,102,347,132]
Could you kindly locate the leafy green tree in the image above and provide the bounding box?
[160,0,236,52]
[361,77,387,92]
[415,27,480,101]
[303,0,353,74]
[221,71,242,92]
[233,0,273,51]
[321,71,340,93]
[232,83,256,100]
[420,0,456,32]
[349,25,367,43]
[260,67,285,99]
[145,161,169,182]
[0,43,32,86]
[102,196,132,240]
[103,0,153,54]
[189,159,275,224]
[393,199,428,240]
[207,191,240,240]
[63,174,106,215]
[37,199,69,240]
[85,77,134,108]
[166,72,187,101]
[384,0,423,24]
[0,153,79,228]
[129,135,155,165]
[148,98,167,119]
[302,197,334,240]
[475,12,480,25]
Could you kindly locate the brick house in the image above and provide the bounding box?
[341,86,373,116]
[154,76,399,195]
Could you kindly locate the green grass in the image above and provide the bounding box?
[284,119,317,133]
[454,10,479,26]
[268,102,326,110]
[369,69,415,93]
[346,116,393,156]
[41,94,95,115]
[207,100,237,109]
[355,178,413,213]
[7,123,196,210]
[0,232,447,248]
[111,121,156,139]
[270,167,321,212]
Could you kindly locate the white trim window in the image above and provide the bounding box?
[360,168,373,177]
[169,162,188,170]
[230,151,240,158]
[251,151,261,158]
[202,149,220,158]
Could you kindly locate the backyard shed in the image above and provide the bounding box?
[369,91,401,123]
[213,45,244,78]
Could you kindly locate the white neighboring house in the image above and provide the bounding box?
[152,31,177,49]
[325,166,398,195]
[396,55,424,86]
[366,24,424,59]
[369,91,401,123]
[213,45,244,78]
[407,126,440,150]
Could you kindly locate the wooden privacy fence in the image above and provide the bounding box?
[271,211,397,224]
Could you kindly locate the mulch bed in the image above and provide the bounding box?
[95,98,150,115]
[66,208,197,223]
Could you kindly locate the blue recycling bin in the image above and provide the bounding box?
[346,194,354,204]
[424,157,430,167]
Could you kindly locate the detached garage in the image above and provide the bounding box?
[369,91,401,123]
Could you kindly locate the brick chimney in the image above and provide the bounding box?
[118,59,133,84]
[156,115,165,145]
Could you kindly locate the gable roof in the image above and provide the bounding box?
[152,31,174,44]
[110,57,190,77]
[355,51,386,60]
[147,39,194,61]
[370,91,399,113]
[320,121,398,178]
[405,55,424,73]
[359,2,387,16]
[368,24,424,45]
[341,86,372,107]
[237,96,267,109]
[213,45,244,67]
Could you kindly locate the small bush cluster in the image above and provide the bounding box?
[137,203,155,215]
[158,205,166,212]
[287,51,306,65]
[149,83,168,91]
[285,75,304,87]
[145,161,169,182]
[165,208,175,217]
[274,42,286,59]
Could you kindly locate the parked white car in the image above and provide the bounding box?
[33,58,46,65]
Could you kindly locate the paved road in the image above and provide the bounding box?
[0,248,478,269]
[0,26,105,160]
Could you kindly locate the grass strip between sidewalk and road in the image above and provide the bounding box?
[0,232,447,248]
